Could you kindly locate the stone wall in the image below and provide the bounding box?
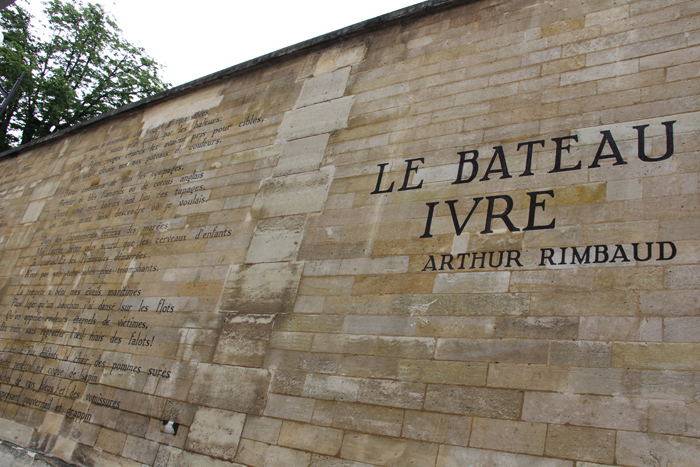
[0,0,699,465]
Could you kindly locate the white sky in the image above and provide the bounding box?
[23,0,423,88]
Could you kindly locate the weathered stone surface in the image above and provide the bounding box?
[544,425,615,464]
[436,338,549,364]
[188,364,270,414]
[213,313,275,367]
[246,215,307,263]
[278,421,344,456]
[437,445,573,467]
[278,96,355,141]
[275,134,331,177]
[470,418,546,455]
[340,433,438,467]
[296,67,351,109]
[616,431,700,467]
[425,385,522,419]
[522,392,648,431]
[220,262,303,314]
[251,168,334,219]
[332,402,404,437]
[186,407,246,461]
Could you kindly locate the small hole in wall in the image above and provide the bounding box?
[162,420,179,435]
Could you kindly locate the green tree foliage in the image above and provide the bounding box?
[0,1,169,151]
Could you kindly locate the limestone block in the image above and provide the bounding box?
[29,176,60,200]
[391,295,456,315]
[641,290,700,316]
[220,262,303,314]
[169,450,247,467]
[0,418,33,446]
[315,40,368,75]
[278,96,355,141]
[544,425,615,464]
[246,215,306,263]
[613,342,700,370]
[310,454,375,467]
[264,349,339,374]
[186,407,246,462]
[187,364,270,415]
[487,364,569,392]
[510,269,595,293]
[338,257,409,275]
[301,373,360,402]
[550,340,612,368]
[416,316,495,338]
[340,433,438,467]
[357,379,425,409]
[616,431,700,467]
[270,370,306,396]
[398,360,488,386]
[665,318,700,342]
[436,338,549,364]
[579,317,662,341]
[332,402,403,437]
[213,313,275,367]
[21,200,45,224]
[295,67,351,109]
[402,411,471,446]
[293,296,326,314]
[351,273,434,295]
[275,134,331,177]
[568,368,695,400]
[311,334,377,354]
[376,337,435,359]
[433,271,510,294]
[95,428,126,454]
[263,394,315,422]
[163,400,197,426]
[299,276,355,295]
[251,168,333,218]
[470,418,547,455]
[269,332,313,351]
[121,435,158,464]
[342,315,417,336]
[278,421,344,456]
[324,295,393,315]
[424,385,522,419]
[338,356,398,379]
[495,317,578,339]
[455,293,529,316]
[437,445,573,467]
[665,265,700,289]
[649,401,700,437]
[274,314,344,333]
[522,392,648,431]
[531,290,639,316]
[236,439,312,467]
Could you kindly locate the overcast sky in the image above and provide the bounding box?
[24,0,422,88]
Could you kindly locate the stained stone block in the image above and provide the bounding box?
[186,407,246,462]
[340,433,438,467]
[220,262,303,314]
[275,134,331,177]
[278,96,355,141]
[213,313,276,367]
[245,215,307,264]
[616,431,700,467]
[424,385,522,419]
[278,421,344,456]
[295,67,351,109]
[251,168,334,219]
[187,364,271,415]
[437,445,573,467]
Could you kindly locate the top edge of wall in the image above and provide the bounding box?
[0,0,476,161]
